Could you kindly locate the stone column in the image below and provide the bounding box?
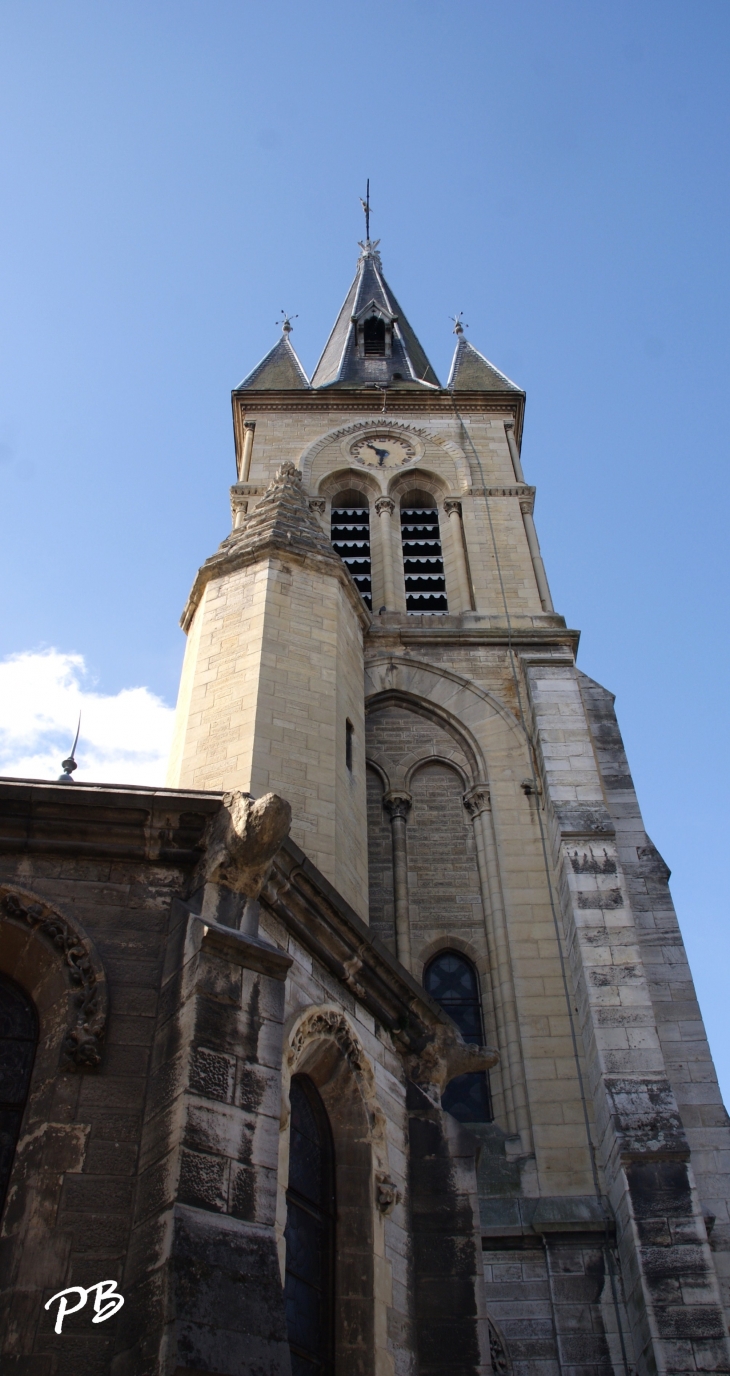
[519,493,554,614]
[383,789,412,971]
[443,499,472,613]
[374,496,396,611]
[503,419,526,483]
[464,785,532,1150]
[239,420,256,481]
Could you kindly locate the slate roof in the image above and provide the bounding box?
[446,335,522,393]
[311,242,440,390]
[237,333,310,391]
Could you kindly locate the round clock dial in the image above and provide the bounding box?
[350,434,416,469]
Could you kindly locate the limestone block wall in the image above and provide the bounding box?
[168,553,369,920]
[363,650,598,1194]
[578,671,730,1319]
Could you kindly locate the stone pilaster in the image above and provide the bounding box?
[524,659,730,1375]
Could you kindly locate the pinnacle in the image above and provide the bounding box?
[221,463,340,568]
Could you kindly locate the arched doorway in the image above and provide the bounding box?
[285,1074,336,1375]
[0,972,38,1217]
[424,950,492,1122]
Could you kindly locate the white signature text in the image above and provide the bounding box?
[45,1280,125,1334]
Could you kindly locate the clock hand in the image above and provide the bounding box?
[366,442,390,464]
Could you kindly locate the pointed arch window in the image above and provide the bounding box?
[424,951,492,1122]
[401,496,448,614]
[0,973,38,1217]
[285,1075,335,1376]
[331,494,372,609]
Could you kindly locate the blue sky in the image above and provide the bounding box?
[1,1,729,1100]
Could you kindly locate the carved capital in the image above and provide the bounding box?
[308,498,326,515]
[199,791,292,899]
[243,420,256,432]
[443,498,462,518]
[230,489,249,529]
[374,496,395,517]
[383,790,412,821]
[463,784,491,818]
[518,494,535,516]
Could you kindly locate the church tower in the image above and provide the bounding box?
[166,229,730,1374]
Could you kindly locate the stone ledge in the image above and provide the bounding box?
[480,1194,614,1240]
[198,917,293,982]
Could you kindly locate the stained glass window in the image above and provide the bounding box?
[0,973,37,1217]
[424,951,492,1123]
[285,1076,335,1376]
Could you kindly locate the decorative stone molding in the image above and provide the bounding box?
[462,784,491,818]
[287,1007,368,1079]
[298,419,470,493]
[487,1318,511,1375]
[199,790,292,899]
[308,498,326,515]
[374,496,395,517]
[0,886,107,1070]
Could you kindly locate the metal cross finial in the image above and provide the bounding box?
[58,713,81,784]
[450,312,467,336]
[277,310,298,335]
[359,179,371,241]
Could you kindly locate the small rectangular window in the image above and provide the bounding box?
[345,719,354,772]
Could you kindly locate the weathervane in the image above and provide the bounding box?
[277,310,298,335]
[58,714,81,784]
[450,313,468,336]
[359,179,371,240]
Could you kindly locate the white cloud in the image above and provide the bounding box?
[0,649,175,787]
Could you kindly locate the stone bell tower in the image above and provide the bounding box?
[167,231,730,1375]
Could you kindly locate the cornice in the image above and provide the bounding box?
[466,484,535,502]
[365,618,579,654]
[232,387,525,423]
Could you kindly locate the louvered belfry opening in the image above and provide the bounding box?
[363,315,386,356]
[401,495,448,614]
[330,493,372,609]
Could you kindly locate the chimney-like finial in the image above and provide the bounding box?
[451,312,467,336]
[277,309,298,336]
[58,714,81,784]
[359,178,371,241]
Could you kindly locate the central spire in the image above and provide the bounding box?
[311,202,440,390]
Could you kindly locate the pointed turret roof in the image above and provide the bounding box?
[237,331,310,390]
[447,333,522,393]
[311,241,440,390]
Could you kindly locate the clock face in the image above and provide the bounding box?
[349,433,416,469]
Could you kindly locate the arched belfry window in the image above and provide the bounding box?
[401,494,448,614]
[0,973,38,1217]
[285,1075,335,1376]
[424,952,492,1123]
[331,492,372,609]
